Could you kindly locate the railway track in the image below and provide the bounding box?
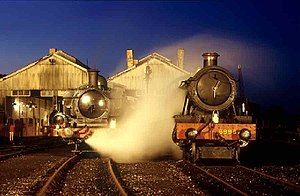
[0,145,25,155]
[36,153,126,195]
[0,147,73,195]
[2,145,298,195]
[0,145,50,161]
[36,158,206,195]
[36,154,80,195]
[179,161,300,195]
[0,145,26,157]
[107,159,127,195]
[0,139,65,161]
[237,165,300,192]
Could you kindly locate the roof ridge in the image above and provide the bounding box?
[56,49,89,69]
[152,52,171,62]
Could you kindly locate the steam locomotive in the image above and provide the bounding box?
[50,69,119,151]
[172,53,256,162]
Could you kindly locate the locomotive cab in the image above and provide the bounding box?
[172,52,256,162]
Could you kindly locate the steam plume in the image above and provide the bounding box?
[86,76,188,162]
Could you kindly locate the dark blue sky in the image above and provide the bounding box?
[0,1,299,113]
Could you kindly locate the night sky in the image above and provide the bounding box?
[0,1,299,114]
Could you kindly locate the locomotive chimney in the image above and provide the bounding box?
[88,69,99,88]
[202,52,219,67]
[126,49,134,69]
[177,48,184,69]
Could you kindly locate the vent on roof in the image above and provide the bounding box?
[126,49,134,69]
[177,48,184,69]
[49,48,57,55]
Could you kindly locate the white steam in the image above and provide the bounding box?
[86,76,187,162]
[87,33,278,161]
[149,34,279,93]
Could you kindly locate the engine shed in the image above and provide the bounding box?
[108,49,190,98]
[0,48,90,137]
[0,48,191,137]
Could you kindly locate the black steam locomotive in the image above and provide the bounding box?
[50,69,118,151]
[172,52,256,162]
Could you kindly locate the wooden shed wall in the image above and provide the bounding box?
[109,58,189,94]
[0,56,88,93]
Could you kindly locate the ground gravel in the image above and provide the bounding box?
[118,160,204,195]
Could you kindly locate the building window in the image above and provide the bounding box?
[11,90,30,97]
[41,90,54,97]
[12,90,18,96]
[24,90,30,95]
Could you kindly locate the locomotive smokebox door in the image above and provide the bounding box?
[187,65,237,112]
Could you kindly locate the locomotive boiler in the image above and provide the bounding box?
[172,52,256,162]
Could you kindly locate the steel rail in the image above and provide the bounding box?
[0,150,25,160]
[37,154,79,196]
[29,157,69,192]
[186,161,248,196]
[106,158,127,196]
[0,146,41,161]
[0,143,65,161]
[237,165,300,193]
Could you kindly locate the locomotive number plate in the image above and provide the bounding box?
[218,129,237,135]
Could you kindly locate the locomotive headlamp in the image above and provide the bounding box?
[63,127,74,138]
[239,129,251,141]
[98,99,105,107]
[185,128,198,140]
[81,95,91,104]
[52,113,66,126]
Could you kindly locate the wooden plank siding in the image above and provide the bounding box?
[109,57,190,96]
[0,56,88,93]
